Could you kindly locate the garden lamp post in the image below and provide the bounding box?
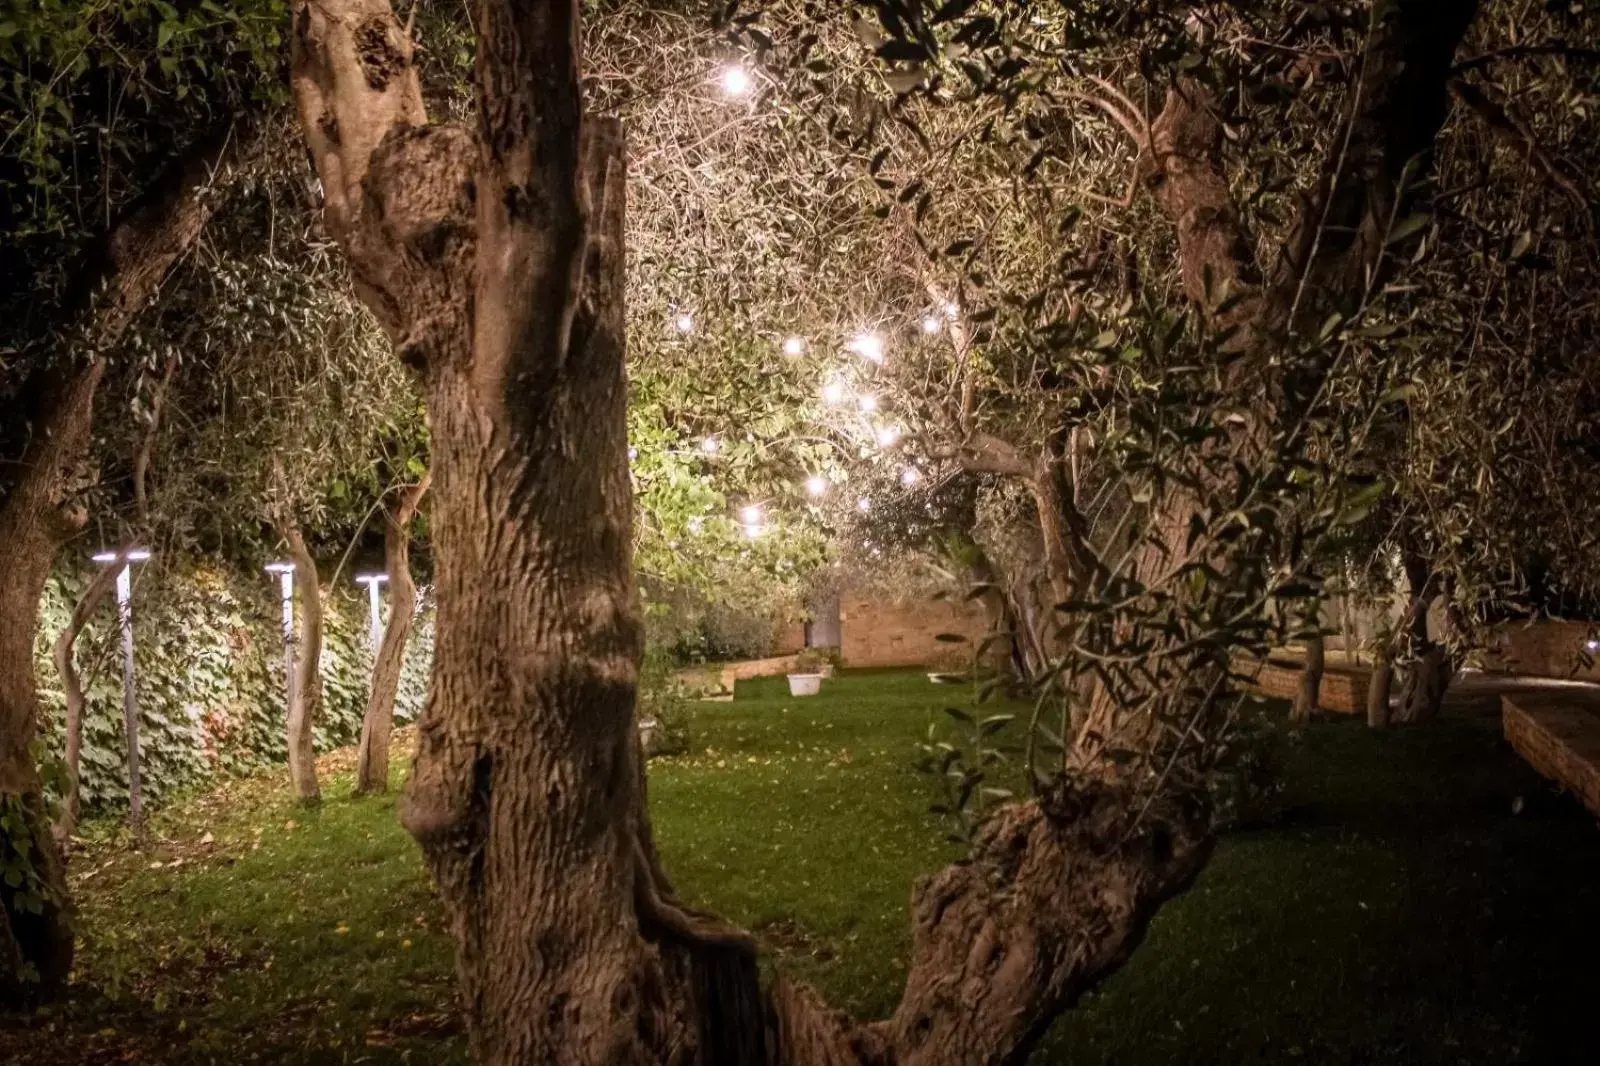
[355,573,388,651]
[266,561,297,715]
[92,548,152,827]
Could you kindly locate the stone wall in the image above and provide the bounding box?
[1237,655,1369,714]
[1504,691,1600,817]
[838,594,991,669]
[1482,621,1600,682]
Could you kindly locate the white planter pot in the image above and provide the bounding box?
[787,673,823,697]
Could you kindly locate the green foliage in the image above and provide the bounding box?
[34,562,434,816]
[637,650,694,757]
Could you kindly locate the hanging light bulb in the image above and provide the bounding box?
[805,475,828,497]
[720,65,753,97]
[857,496,872,512]
[674,311,695,334]
[701,436,720,454]
[848,331,886,363]
[900,467,921,486]
[858,394,879,413]
[741,505,762,525]
[822,381,846,405]
[783,335,807,357]
[876,424,901,448]
[921,315,943,335]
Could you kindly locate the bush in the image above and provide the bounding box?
[637,650,694,757]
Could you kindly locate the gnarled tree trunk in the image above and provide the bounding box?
[354,472,430,794]
[281,521,323,805]
[290,0,1481,1062]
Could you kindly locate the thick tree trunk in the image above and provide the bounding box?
[282,522,323,805]
[1392,548,1450,724]
[354,473,429,794]
[289,1,1479,1062]
[1291,630,1325,724]
[52,562,121,838]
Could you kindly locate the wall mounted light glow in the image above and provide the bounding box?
[783,335,807,357]
[806,475,829,497]
[674,312,695,334]
[720,64,753,97]
[1588,639,1599,653]
[847,331,886,363]
[355,573,389,651]
[266,561,297,726]
[94,548,153,827]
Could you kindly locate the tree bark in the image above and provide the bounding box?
[1291,629,1325,724]
[354,472,430,794]
[0,128,234,1000]
[1366,650,1393,729]
[289,1,1479,1062]
[281,520,323,805]
[51,563,121,839]
[1392,547,1450,724]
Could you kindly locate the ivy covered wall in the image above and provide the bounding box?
[32,563,434,815]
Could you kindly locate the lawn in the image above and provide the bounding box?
[3,669,1597,1064]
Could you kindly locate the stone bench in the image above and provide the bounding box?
[1235,652,1372,714]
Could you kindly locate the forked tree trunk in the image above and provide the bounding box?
[52,562,122,838]
[354,472,430,794]
[282,522,323,805]
[290,1,1478,1061]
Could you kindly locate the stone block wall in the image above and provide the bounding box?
[839,595,991,669]
[1482,621,1600,682]
[1504,692,1600,817]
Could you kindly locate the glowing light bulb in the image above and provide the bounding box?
[627,447,638,461]
[857,496,872,512]
[674,312,695,334]
[822,381,846,405]
[921,315,943,335]
[741,505,762,525]
[783,335,807,357]
[848,331,886,363]
[721,65,752,97]
[744,523,765,540]
[1588,639,1599,652]
[876,425,901,448]
[942,300,960,319]
[900,467,920,486]
[702,436,720,454]
[858,394,879,413]
[806,475,828,497]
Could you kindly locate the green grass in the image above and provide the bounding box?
[4,670,1598,1064]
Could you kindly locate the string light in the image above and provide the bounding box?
[806,475,828,497]
[628,447,638,461]
[783,335,807,356]
[921,315,943,335]
[900,467,921,486]
[674,312,695,334]
[688,517,705,534]
[822,381,846,405]
[848,331,886,364]
[942,300,960,319]
[741,505,762,525]
[858,394,879,413]
[720,65,753,98]
[702,436,720,454]
[876,425,901,448]
[857,496,872,512]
